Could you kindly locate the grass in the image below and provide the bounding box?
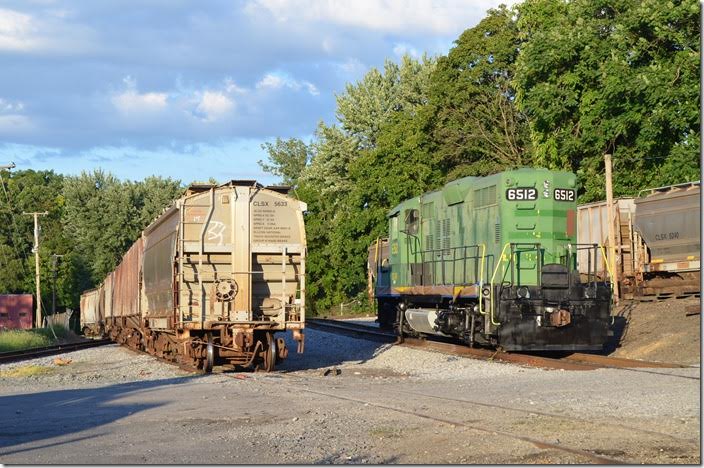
[0,325,70,353]
[0,364,52,378]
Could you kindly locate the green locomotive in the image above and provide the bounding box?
[371,168,612,351]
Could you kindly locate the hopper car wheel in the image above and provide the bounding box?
[263,332,276,372]
[204,334,215,374]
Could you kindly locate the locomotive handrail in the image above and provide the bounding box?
[409,244,486,287]
[489,242,512,326]
[477,243,486,316]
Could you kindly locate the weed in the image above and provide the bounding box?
[0,365,52,378]
[0,325,70,353]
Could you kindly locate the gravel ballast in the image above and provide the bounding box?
[0,328,699,464]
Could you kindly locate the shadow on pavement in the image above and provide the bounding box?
[0,376,196,457]
[277,329,392,372]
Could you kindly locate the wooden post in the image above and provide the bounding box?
[604,154,620,304]
[23,211,49,327]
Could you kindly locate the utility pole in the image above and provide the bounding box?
[604,154,620,304]
[51,254,64,316]
[23,211,48,327]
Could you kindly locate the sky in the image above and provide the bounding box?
[0,0,516,186]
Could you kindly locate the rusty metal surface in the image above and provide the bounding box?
[309,318,689,371]
[562,353,688,369]
[400,338,601,371]
[0,338,112,364]
[111,237,143,317]
[0,294,33,329]
[392,284,480,298]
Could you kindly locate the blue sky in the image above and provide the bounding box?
[0,0,515,186]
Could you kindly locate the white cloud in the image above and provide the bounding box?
[256,72,319,96]
[224,77,247,94]
[304,82,319,96]
[0,98,25,113]
[0,8,39,51]
[0,7,95,54]
[0,114,32,133]
[196,91,234,122]
[112,76,168,114]
[256,73,285,90]
[246,0,511,35]
[0,97,31,133]
[393,43,420,58]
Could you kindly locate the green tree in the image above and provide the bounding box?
[336,55,436,149]
[515,0,700,201]
[62,170,182,287]
[0,169,81,309]
[296,56,438,313]
[428,5,531,180]
[258,138,312,187]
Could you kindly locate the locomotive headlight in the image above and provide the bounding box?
[517,286,530,299]
[543,180,550,189]
[543,190,550,198]
[482,286,491,297]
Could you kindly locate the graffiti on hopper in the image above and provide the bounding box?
[207,221,226,245]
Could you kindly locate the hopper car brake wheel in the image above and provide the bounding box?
[204,333,215,373]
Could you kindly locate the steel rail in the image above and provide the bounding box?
[0,338,113,365]
[395,389,699,446]
[266,381,627,464]
[306,318,396,342]
[306,318,692,373]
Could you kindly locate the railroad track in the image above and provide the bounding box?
[0,338,113,365]
[306,318,691,372]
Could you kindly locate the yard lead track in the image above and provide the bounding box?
[306,318,690,372]
[0,338,113,365]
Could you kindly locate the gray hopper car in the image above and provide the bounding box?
[634,181,700,273]
[80,180,307,372]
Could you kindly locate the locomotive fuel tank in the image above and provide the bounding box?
[404,308,451,337]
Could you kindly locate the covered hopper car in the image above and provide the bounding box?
[574,181,700,299]
[371,168,613,351]
[80,180,307,372]
[632,181,700,297]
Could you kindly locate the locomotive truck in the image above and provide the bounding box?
[370,168,613,351]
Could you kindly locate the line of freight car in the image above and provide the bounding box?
[576,180,700,299]
[80,180,307,372]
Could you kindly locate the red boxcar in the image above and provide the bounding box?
[0,294,33,330]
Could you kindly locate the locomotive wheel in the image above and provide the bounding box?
[204,334,215,373]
